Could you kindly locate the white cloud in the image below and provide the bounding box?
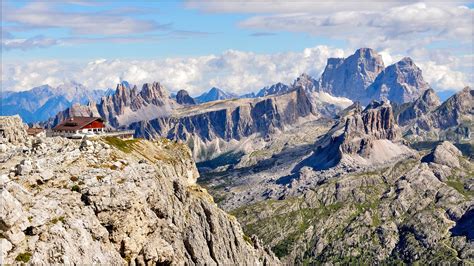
[2,46,470,95]
[2,46,344,94]
[2,2,165,36]
[1,35,59,50]
[418,61,471,92]
[189,1,473,55]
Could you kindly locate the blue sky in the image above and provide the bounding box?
[2,1,338,61]
[1,1,473,95]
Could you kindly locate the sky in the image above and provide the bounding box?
[1,0,473,96]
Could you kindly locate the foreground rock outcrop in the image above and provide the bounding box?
[0,116,278,265]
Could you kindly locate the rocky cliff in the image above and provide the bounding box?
[51,82,176,128]
[367,57,431,104]
[319,48,385,102]
[176,90,197,105]
[130,87,316,161]
[395,88,441,126]
[292,73,318,93]
[0,116,278,265]
[304,100,412,170]
[403,86,473,141]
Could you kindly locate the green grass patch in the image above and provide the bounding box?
[243,234,253,245]
[104,137,140,153]
[15,252,32,263]
[446,179,474,198]
[50,216,65,224]
[71,185,80,193]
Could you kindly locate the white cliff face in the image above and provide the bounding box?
[0,116,278,265]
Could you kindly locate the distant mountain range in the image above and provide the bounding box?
[0,83,106,123]
[183,48,438,106]
[194,87,239,103]
[1,48,462,125]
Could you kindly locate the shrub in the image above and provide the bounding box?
[15,252,32,263]
[71,185,80,193]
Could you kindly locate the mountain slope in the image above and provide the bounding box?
[0,116,279,265]
[394,88,441,126]
[230,142,473,263]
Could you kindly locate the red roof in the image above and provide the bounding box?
[27,128,44,136]
[53,117,105,131]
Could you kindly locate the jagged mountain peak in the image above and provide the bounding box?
[176,89,196,105]
[353,47,379,58]
[256,82,291,97]
[319,48,385,102]
[303,99,408,170]
[292,73,317,93]
[140,82,169,101]
[195,87,238,103]
[367,56,430,104]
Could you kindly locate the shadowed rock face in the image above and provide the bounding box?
[175,90,196,105]
[395,88,441,126]
[319,48,385,102]
[367,57,431,104]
